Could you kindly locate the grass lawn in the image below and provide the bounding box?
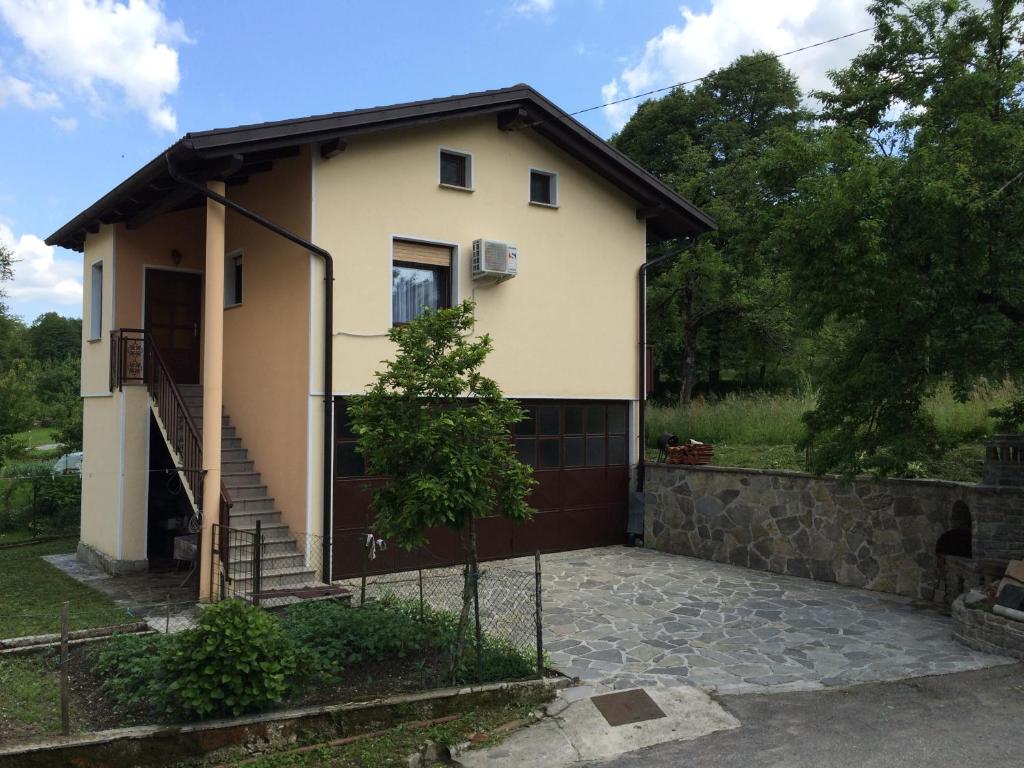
[0,654,64,743]
[182,689,551,768]
[0,538,129,639]
[646,384,1006,482]
[12,427,57,450]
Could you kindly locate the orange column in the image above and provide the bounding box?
[199,181,225,600]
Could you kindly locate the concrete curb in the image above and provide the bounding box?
[0,676,572,768]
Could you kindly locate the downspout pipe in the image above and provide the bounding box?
[636,241,691,494]
[167,156,335,583]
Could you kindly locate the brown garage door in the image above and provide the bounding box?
[332,399,630,579]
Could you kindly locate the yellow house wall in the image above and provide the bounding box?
[222,150,312,534]
[313,116,646,400]
[81,227,114,395]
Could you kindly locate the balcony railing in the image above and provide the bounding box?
[109,328,233,527]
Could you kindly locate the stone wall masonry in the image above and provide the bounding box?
[952,596,1024,660]
[643,464,1024,601]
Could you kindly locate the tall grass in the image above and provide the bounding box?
[646,381,1016,448]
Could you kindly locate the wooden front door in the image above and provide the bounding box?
[145,269,202,384]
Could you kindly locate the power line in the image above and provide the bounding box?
[520,24,879,130]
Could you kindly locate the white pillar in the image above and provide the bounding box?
[199,181,225,600]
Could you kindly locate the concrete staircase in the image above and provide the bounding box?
[175,385,320,598]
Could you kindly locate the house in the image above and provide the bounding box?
[46,85,714,598]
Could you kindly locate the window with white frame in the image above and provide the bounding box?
[224,250,243,307]
[439,149,472,189]
[529,169,558,206]
[89,261,103,340]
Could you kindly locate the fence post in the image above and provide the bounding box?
[418,568,424,623]
[472,562,482,682]
[534,551,544,679]
[60,601,70,735]
[253,520,262,608]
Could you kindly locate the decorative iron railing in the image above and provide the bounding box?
[109,328,233,527]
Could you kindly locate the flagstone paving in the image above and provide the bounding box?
[515,547,1014,694]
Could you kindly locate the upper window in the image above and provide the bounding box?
[529,169,558,206]
[392,240,453,325]
[439,149,472,190]
[89,261,103,340]
[224,249,243,307]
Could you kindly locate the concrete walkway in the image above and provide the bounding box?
[525,547,1012,694]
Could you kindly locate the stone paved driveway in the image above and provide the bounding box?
[524,547,1012,694]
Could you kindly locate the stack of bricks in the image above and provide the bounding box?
[666,442,714,466]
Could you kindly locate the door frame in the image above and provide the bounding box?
[141,264,205,381]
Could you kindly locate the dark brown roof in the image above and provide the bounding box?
[47,84,715,251]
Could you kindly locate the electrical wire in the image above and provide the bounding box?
[518,24,880,130]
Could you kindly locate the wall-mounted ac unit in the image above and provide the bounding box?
[472,239,518,282]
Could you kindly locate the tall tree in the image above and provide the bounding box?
[778,0,1024,475]
[26,312,81,363]
[613,54,807,403]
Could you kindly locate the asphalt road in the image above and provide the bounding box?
[587,664,1024,768]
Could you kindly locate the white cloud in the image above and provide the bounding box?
[51,115,78,132]
[601,0,873,130]
[0,223,82,314]
[0,0,188,132]
[0,73,59,109]
[512,0,554,17]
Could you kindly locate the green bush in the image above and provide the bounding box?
[165,600,296,719]
[281,596,453,678]
[95,602,297,720]
[0,463,80,534]
[93,633,174,712]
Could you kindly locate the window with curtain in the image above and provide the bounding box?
[392,240,453,324]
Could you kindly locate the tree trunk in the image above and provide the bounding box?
[708,337,721,397]
[451,517,478,680]
[679,269,699,406]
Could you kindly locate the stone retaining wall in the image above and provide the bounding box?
[644,464,978,600]
[952,596,1024,660]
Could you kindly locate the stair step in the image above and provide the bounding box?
[228,508,282,526]
[222,448,249,462]
[229,484,270,500]
[228,567,320,591]
[221,459,255,473]
[222,472,263,488]
[221,437,243,450]
[229,496,275,512]
[225,552,306,575]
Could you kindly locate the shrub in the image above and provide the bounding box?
[164,600,297,718]
[281,596,453,677]
[93,633,174,712]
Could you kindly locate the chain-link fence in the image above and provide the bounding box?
[209,525,544,678]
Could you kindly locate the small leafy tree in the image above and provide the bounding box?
[348,300,534,664]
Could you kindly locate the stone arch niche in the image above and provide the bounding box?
[935,500,979,608]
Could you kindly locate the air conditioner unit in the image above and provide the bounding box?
[472,239,518,282]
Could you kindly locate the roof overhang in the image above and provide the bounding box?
[46,84,716,252]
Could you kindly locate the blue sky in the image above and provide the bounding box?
[0,0,872,322]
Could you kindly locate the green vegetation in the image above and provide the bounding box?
[647,384,1010,481]
[0,538,128,639]
[0,463,81,535]
[92,597,536,724]
[616,0,1024,477]
[348,301,534,664]
[0,655,64,742]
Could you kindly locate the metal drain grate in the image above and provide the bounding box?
[590,688,667,726]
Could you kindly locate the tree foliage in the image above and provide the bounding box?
[613,54,807,403]
[348,300,534,549]
[775,0,1024,474]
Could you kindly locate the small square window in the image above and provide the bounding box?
[440,150,471,189]
[530,170,557,206]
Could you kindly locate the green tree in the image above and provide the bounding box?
[26,312,81,364]
[777,0,1024,475]
[347,301,534,666]
[613,54,808,403]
